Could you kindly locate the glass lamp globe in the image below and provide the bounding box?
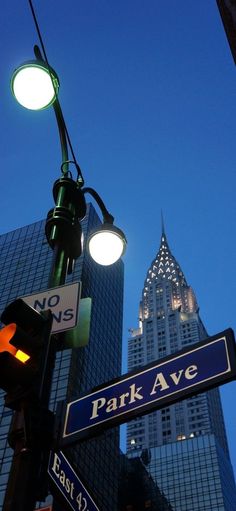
[88,224,126,266]
[11,61,59,110]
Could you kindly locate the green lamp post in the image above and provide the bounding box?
[4,45,127,511]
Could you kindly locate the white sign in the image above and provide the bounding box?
[22,282,81,334]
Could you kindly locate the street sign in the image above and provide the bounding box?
[48,450,100,511]
[58,329,236,446]
[23,282,81,334]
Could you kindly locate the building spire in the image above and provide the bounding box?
[143,218,187,288]
[161,209,165,238]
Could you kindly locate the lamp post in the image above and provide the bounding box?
[3,45,126,511]
[11,45,127,275]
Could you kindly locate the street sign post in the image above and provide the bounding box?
[23,282,81,334]
[57,329,236,447]
[48,451,100,511]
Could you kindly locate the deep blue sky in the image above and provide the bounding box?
[1,1,236,475]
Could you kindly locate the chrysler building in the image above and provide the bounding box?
[127,224,236,510]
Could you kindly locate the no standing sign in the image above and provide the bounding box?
[22,282,81,334]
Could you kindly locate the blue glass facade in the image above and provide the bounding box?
[0,204,124,510]
[135,434,236,511]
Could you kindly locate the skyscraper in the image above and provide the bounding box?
[0,204,124,511]
[127,225,236,510]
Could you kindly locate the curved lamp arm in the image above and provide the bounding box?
[82,187,114,224]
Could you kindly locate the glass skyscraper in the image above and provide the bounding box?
[0,204,124,510]
[127,225,236,510]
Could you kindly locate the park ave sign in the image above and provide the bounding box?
[57,329,236,447]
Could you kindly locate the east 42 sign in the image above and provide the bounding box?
[48,451,100,511]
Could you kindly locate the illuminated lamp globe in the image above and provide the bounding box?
[11,60,59,110]
[88,224,126,266]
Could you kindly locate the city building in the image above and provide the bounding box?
[0,204,124,510]
[118,450,173,511]
[127,224,236,510]
[118,452,173,511]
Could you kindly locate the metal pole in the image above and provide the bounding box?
[3,41,85,510]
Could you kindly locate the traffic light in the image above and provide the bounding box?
[0,298,53,409]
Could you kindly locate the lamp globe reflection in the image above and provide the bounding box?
[11,60,59,110]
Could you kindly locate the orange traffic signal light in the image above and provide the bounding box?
[0,322,30,362]
[0,298,53,409]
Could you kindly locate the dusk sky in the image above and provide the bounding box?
[1,1,236,476]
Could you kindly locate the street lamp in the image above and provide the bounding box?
[88,224,126,266]
[11,60,59,110]
[11,45,127,271]
[5,44,127,511]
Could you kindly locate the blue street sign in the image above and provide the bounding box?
[58,329,236,447]
[48,450,100,511]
